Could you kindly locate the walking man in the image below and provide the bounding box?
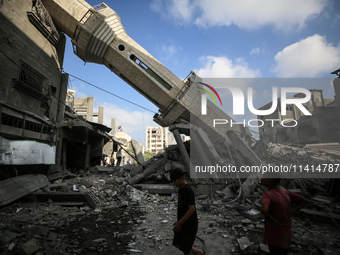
[170,168,204,255]
[116,147,122,167]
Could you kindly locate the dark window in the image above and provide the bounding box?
[129,54,172,91]
[1,113,51,134]
[118,44,125,51]
[19,62,46,93]
[93,3,107,10]
[286,105,293,111]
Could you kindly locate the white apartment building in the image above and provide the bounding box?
[145,126,169,154]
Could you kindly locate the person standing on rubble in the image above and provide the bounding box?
[110,155,115,166]
[116,147,122,167]
[170,168,204,255]
[260,174,308,255]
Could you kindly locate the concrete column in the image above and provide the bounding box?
[227,130,263,167]
[84,144,91,170]
[98,106,104,124]
[56,73,69,123]
[172,129,190,172]
[87,97,94,122]
[111,118,116,133]
[55,128,64,171]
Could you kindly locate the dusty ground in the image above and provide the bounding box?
[1,170,340,255]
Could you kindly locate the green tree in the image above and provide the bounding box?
[143,151,155,161]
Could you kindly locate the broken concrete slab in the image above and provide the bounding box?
[128,158,168,185]
[312,195,333,204]
[133,184,177,194]
[131,140,145,165]
[237,237,251,253]
[171,161,187,172]
[259,243,269,253]
[300,208,340,222]
[220,187,236,198]
[0,174,49,206]
[19,238,40,255]
[227,130,263,168]
[85,189,102,213]
[96,165,114,173]
[129,164,144,176]
[170,127,192,175]
[29,191,86,202]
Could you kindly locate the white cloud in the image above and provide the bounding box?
[250,48,262,55]
[195,56,260,78]
[273,34,340,77]
[161,44,178,59]
[100,103,156,145]
[151,0,327,30]
[150,0,195,24]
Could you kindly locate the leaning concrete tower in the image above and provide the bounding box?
[42,0,250,143]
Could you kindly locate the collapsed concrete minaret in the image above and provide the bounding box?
[42,0,250,143]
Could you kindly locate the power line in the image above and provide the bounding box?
[0,40,157,114]
[66,73,157,114]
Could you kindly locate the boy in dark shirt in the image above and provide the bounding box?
[170,168,204,255]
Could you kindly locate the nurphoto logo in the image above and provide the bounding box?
[199,83,311,116]
[197,80,313,128]
[197,82,223,115]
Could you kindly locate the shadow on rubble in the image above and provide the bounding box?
[2,130,340,254]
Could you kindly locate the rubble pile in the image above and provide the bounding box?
[1,138,340,254]
[1,160,340,254]
[252,142,340,165]
[116,145,227,188]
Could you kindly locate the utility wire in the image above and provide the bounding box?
[0,40,157,115]
[66,73,157,114]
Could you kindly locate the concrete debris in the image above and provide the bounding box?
[252,141,340,165]
[19,238,40,255]
[131,140,145,165]
[0,175,50,206]
[1,133,340,254]
[237,237,251,252]
[0,163,339,254]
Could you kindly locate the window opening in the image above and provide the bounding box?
[19,62,46,93]
[129,54,172,91]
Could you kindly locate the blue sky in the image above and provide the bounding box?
[62,0,340,145]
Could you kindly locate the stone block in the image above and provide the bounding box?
[237,237,251,253]
[19,238,40,255]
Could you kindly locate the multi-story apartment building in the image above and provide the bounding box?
[145,126,169,154]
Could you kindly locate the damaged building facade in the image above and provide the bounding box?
[0,0,67,175]
[258,76,340,145]
[0,0,110,177]
[1,1,340,254]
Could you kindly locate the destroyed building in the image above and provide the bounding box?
[0,0,111,176]
[0,0,68,175]
[67,91,104,124]
[258,77,340,144]
[41,0,251,146]
[1,0,340,254]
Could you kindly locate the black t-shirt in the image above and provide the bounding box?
[177,184,198,230]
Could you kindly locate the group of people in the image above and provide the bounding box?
[104,147,123,167]
[170,168,308,255]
